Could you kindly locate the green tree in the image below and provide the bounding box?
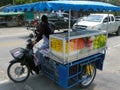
[0,0,11,6]
[14,0,40,5]
[109,0,120,6]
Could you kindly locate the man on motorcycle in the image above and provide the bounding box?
[32,15,55,63]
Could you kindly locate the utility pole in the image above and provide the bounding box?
[13,0,14,5]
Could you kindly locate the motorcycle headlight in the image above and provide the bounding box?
[10,48,24,59]
[13,51,22,58]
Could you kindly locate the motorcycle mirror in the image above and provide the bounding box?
[29,33,34,38]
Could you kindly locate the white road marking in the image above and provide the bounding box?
[105,42,120,50]
[0,57,11,60]
[107,47,111,50]
[0,79,9,84]
[113,44,120,48]
[0,40,25,47]
[0,33,29,38]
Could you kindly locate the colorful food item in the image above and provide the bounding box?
[93,35,99,49]
[65,38,85,53]
[93,34,106,49]
[99,34,107,47]
[51,38,63,52]
[86,37,93,50]
[77,38,85,50]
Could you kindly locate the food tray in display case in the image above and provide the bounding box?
[49,30,107,64]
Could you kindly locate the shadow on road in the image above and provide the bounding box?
[108,33,118,38]
[0,74,96,90]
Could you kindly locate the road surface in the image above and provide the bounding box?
[0,27,120,90]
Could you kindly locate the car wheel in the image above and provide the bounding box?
[116,26,120,36]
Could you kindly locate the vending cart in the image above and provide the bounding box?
[40,30,107,88]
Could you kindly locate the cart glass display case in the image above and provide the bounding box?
[49,30,107,64]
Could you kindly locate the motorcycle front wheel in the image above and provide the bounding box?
[7,62,30,83]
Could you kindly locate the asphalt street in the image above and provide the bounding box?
[0,27,120,90]
[0,27,32,38]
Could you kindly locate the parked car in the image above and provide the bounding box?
[115,16,120,21]
[73,13,120,36]
[47,13,76,29]
[30,13,76,29]
[27,12,77,30]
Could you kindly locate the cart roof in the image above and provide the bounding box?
[4,1,120,12]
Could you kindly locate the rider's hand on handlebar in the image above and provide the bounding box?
[32,40,36,46]
[32,40,39,49]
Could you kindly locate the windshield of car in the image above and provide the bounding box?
[40,13,48,18]
[47,13,68,18]
[85,15,103,22]
[58,14,63,18]
[47,13,56,18]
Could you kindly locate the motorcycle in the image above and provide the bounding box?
[7,38,41,83]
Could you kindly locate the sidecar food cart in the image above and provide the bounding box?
[40,29,107,88]
[5,1,119,89]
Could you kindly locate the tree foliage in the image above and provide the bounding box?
[0,0,11,7]
[0,0,41,6]
[14,0,40,5]
[108,0,120,6]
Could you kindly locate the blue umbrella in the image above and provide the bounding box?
[4,1,120,12]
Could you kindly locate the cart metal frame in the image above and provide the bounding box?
[40,50,106,89]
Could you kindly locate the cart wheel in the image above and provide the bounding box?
[79,63,96,88]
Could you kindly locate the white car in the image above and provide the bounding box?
[73,13,120,36]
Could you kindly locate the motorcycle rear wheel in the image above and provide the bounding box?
[7,62,30,83]
[79,63,96,88]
